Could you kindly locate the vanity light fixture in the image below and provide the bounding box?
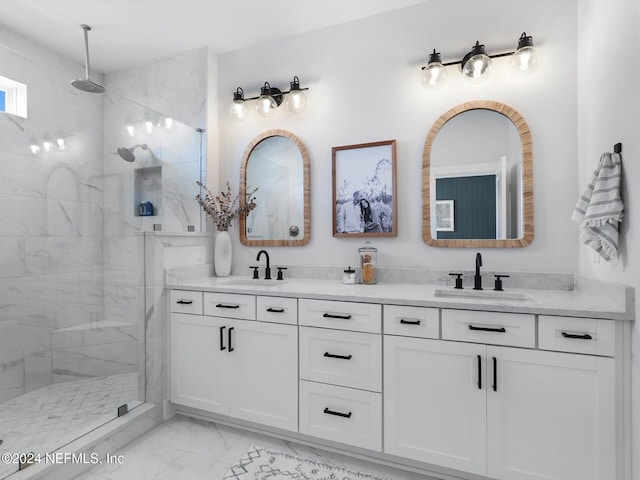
[421,32,537,88]
[230,76,309,120]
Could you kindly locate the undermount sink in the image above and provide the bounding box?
[221,279,288,288]
[434,288,535,302]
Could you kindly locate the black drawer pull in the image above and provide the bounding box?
[477,355,482,390]
[176,300,193,305]
[266,307,285,313]
[492,357,498,392]
[228,327,234,352]
[561,332,593,340]
[323,352,353,360]
[216,303,240,309]
[219,326,226,351]
[469,325,506,333]
[400,319,421,325]
[323,407,352,418]
[323,313,352,320]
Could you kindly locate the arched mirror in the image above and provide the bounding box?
[239,129,310,246]
[422,100,533,247]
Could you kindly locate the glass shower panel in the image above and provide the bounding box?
[0,36,203,477]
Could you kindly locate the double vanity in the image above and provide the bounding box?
[166,272,633,480]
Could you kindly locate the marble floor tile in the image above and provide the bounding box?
[73,414,437,480]
[0,373,139,479]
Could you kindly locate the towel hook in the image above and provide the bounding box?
[614,143,622,153]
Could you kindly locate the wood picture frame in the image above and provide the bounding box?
[332,140,397,238]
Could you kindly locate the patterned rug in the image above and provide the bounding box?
[224,445,390,479]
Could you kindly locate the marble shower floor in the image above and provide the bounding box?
[0,373,139,479]
[72,415,436,480]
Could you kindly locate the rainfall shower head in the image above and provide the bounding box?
[71,24,105,94]
[117,144,148,162]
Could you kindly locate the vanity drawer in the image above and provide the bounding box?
[384,305,439,338]
[257,296,298,325]
[299,380,382,451]
[203,292,256,320]
[300,327,382,392]
[441,309,535,348]
[299,299,381,333]
[539,315,615,357]
[170,290,203,315]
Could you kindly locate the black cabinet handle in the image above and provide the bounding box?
[228,327,234,352]
[323,313,352,320]
[561,332,593,340]
[266,307,285,313]
[216,303,240,309]
[176,300,193,305]
[323,352,353,360]
[219,326,226,351]
[477,355,482,390]
[492,357,498,392]
[469,325,506,333]
[323,407,352,418]
[400,319,421,325]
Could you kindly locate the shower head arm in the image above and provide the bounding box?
[81,24,92,80]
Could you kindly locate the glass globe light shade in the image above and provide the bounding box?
[256,94,277,118]
[462,54,492,83]
[285,90,307,113]
[229,100,249,121]
[421,50,447,89]
[461,41,492,83]
[510,46,538,75]
[421,63,447,89]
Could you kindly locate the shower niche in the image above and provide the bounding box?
[134,166,162,217]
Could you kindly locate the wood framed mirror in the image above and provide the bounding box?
[239,129,310,246]
[422,100,533,248]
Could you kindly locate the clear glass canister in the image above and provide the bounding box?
[358,241,377,284]
[342,266,356,285]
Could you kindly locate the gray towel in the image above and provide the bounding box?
[571,152,624,262]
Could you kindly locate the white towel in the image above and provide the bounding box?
[571,152,624,262]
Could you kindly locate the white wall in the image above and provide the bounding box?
[215,0,579,273]
[577,1,640,478]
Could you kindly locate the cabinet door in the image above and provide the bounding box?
[229,319,298,432]
[170,313,230,413]
[384,336,487,475]
[487,346,615,480]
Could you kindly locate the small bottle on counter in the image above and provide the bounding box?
[342,266,356,284]
[358,241,377,284]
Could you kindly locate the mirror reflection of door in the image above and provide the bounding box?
[430,108,522,240]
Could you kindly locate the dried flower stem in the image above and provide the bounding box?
[196,181,257,231]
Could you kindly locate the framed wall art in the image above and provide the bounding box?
[332,140,397,237]
[435,199,455,231]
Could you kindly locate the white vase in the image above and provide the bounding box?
[214,230,232,277]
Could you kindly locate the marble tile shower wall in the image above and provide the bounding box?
[0,27,208,405]
[0,35,105,401]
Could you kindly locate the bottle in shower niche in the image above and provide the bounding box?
[358,241,377,284]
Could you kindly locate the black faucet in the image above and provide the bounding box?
[256,250,271,280]
[474,252,483,290]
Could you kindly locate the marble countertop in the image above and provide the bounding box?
[167,275,634,321]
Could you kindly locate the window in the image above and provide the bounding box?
[0,75,27,118]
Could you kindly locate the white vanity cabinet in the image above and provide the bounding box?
[167,283,630,480]
[169,291,298,432]
[384,308,617,480]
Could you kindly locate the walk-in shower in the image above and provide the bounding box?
[0,33,204,478]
